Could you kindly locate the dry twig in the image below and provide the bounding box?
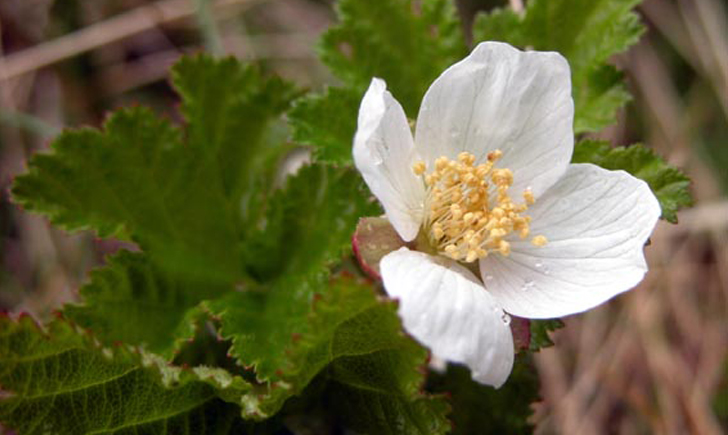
[0,0,266,82]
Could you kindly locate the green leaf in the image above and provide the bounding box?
[202,162,399,417]
[208,164,379,375]
[172,55,299,201]
[12,55,296,281]
[321,0,465,115]
[243,163,379,282]
[273,276,450,433]
[293,0,467,164]
[288,86,362,164]
[529,319,565,351]
[0,315,259,434]
[207,275,450,430]
[474,0,644,133]
[12,108,181,240]
[56,161,380,412]
[196,159,442,425]
[11,107,237,280]
[427,357,540,435]
[572,140,693,223]
[325,349,451,434]
[572,65,631,133]
[64,250,229,358]
[470,7,523,43]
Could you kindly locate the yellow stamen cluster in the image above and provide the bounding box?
[413,151,547,263]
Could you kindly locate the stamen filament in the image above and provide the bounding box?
[412,151,547,262]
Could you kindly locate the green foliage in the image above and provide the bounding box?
[288,86,362,164]
[427,357,540,434]
[529,319,565,351]
[324,350,451,434]
[290,0,467,164]
[64,250,229,358]
[2,281,446,433]
[320,0,465,115]
[12,56,297,281]
[172,56,299,203]
[242,163,379,282]
[573,140,692,222]
[474,0,644,133]
[207,275,449,430]
[0,315,259,435]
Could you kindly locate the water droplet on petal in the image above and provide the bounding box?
[501,313,511,325]
[368,140,385,165]
[521,280,535,291]
[484,274,494,282]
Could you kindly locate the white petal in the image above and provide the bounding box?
[480,164,661,318]
[354,79,425,241]
[414,41,574,197]
[381,247,514,387]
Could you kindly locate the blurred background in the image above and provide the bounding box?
[0,0,725,433]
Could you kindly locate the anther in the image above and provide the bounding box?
[422,150,545,263]
[458,152,474,164]
[450,204,463,220]
[492,168,513,186]
[465,250,479,263]
[499,240,511,256]
[523,189,535,205]
[487,150,503,161]
[531,235,548,247]
[475,164,489,178]
[490,228,506,238]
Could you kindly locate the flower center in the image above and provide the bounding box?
[412,151,547,263]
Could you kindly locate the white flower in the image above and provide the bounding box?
[352,42,661,388]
